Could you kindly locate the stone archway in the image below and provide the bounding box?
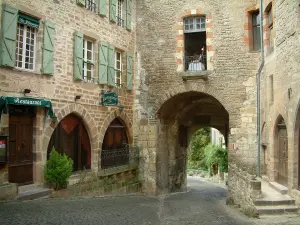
[42,104,98,171]
[155,91,229,193]
[47,113,91,171]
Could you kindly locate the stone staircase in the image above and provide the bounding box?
[254,180,299,216]
[16,183,52,201]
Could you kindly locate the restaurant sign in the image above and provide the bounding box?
[0,96,56,118]
[101,91,118,106]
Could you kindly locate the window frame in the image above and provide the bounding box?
[116,0,124,27]
[115,50,122,87]
[251,11,261,51]
[266,5,274,53]
[82,38,95,82]
[85,0,97,12]
[184,16,206,33]
[15,22,37,72]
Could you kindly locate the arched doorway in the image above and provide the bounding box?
[275,117,288,186]
[101,118,129,169]
[47,114,91,171]
[156,91,229,193]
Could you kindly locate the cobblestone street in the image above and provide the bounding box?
[0,177,299,225]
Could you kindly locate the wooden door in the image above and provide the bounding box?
[278,127,288,186]
[8,115,33,184]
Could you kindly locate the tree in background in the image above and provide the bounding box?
[188,127,211,170]
[204,143,228,176]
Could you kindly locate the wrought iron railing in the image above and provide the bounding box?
[185,55,207,71]
[116,16,125,27]
[101,146,139,169]
[85,0,97,12]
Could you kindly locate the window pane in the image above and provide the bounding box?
[87,51,92,60]
[253,26,261,51]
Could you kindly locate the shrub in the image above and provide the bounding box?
[204,143,228,175]
[44,147,73,190]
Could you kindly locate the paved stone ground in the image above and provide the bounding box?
[0,177,299,225]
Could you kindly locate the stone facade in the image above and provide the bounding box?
[0,0,136,187]
[135,0,260,206]
[260,0,300,205]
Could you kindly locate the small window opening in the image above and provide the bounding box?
[184,16,207,71]
[251,11,261,51]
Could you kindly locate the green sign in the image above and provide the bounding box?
[0,96,56,118]
[18,14,40,29]
[101,91,118,106]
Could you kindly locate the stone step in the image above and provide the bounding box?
[254,199,295,206]
[256,205,299,216]
[18,183,41,193]
[16,188,52,201]
[269,182,288,195]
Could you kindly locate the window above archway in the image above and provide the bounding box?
[184,17,206,33]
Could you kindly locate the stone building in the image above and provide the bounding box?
[134,0,299,213]
[260,0,300,206]
[0,0,137,198]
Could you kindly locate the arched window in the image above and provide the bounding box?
[101,118,129,169]
[47,114,91,171]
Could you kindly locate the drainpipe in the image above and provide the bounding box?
[257,0,265,178]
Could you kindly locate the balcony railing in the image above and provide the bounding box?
[116,16,125,27]
[101,146,139,169]
[185,55,207,72]
[85,0,97,12]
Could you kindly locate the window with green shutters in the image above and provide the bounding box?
[110,0,117,23]
[107,45,115,87]
[126,52,133,90]
[99,0,107,16]
[1,5,54,75]
[42,21,55,75]
[0,4,18,67]
[125,0,132,30]
[73,31,84,81]
[99,42,108,84]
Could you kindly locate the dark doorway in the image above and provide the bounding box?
[277,121,288,186]
[101,118,129,169]
[48,114,91,171]
[184,31,207,71]
[8,105,34,184]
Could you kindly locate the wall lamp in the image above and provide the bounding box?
[24,88,31,94]
[75,95,82,101]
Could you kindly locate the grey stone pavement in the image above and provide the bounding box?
[0,177,299,225]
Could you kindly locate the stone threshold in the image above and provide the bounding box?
[180,70,213,81]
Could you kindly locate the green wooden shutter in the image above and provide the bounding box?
[0,4,18,67]
[73,31,83,81]
[126,52,133,90]
[98,0,107,16]
[42,21,55,75]
[109,0,117,23]
[107,44,115,87]
[99,42,108,84]
[126,0,132,30]
[76,0,85,7]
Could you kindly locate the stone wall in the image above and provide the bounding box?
[134,0,260,202]
[0,0,136,185]
[260,0,300,204]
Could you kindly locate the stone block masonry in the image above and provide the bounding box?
[134,0,261,211]
[0,0,136,187]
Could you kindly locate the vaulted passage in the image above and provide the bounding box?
[47,114,91,171]
[156,92,229,193]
